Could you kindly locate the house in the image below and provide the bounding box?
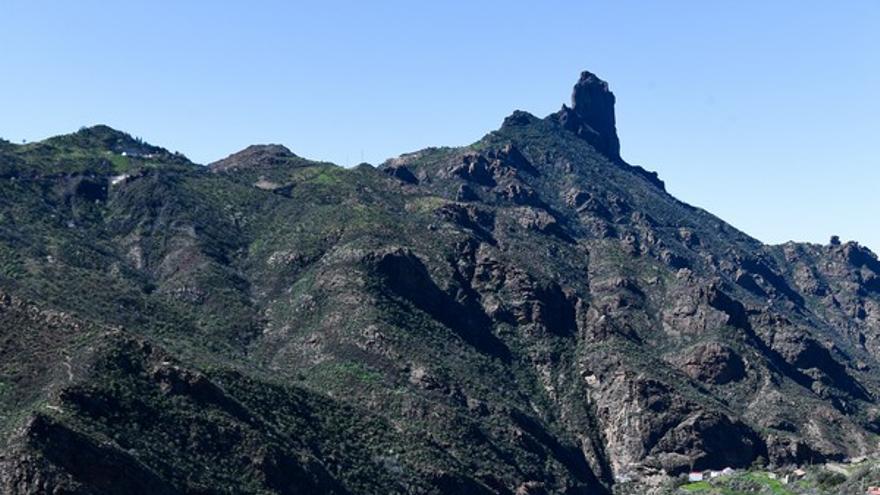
[793,468,807,477]
[110,174,130,186]
[767,472,778,480]
[688,472,704,482]
[705,468,735,479]
[866,486,880,495]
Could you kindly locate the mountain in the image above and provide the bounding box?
[1,71,879,495]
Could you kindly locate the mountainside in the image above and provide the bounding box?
[1,71,879,495]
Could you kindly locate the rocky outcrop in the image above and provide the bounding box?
[383,163,419,184]
[675,342,746,385]
[0,449,84,495]
[21,415,179,495]
[447,144,535,188]
[456,183,479,202]
[553,72,665,190]
[588,370,764,476]
[556,71,621,160]
[366,247,510,360]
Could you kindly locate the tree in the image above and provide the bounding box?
[750,455,768,470]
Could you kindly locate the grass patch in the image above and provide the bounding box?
[680,480,711,492]
[308,168,343,185]
[105,151,131,173]
[311,360,384,387]
[743,472,792,495]
[678,472,796,495]
[406,196,448,214]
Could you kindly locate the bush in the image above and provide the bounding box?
[816,470,846,489]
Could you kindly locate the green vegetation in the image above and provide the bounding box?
[681,481,711,492]
[671,466,880,495]
[1,80,879,495]
[311,361,385,387]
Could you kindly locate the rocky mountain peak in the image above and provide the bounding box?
[209,144,298,172]
[556,70,621,161]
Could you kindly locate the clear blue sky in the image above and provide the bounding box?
[1,1,878,251]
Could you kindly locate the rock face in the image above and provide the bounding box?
[1,70,879,494]
[554,71,665,191]
[675,342,746,384]
[556,70,621,160]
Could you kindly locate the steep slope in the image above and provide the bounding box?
[0,72,878,494]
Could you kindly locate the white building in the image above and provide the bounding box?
[688,472,704,482]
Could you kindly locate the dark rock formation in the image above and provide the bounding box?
[502,110,539,128]
[383,163,419,184]
[456,183,479,201]
[553,72,666,191]
[557,71,621,160]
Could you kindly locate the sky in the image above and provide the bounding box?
[1,1,878,251]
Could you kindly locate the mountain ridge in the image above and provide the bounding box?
[1,70,879,495]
